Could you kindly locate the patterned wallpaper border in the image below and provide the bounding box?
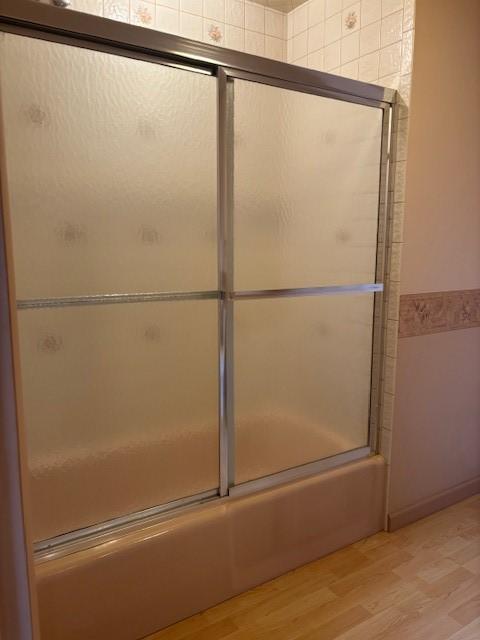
[399,289,480,338]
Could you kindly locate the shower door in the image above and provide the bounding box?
[0,33,219,542]
[221,71,385,493]
[0,14,390,553]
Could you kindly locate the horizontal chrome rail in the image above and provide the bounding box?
[231,283,383,300]
[17,290,220,309]
[18,284,383,310]
[34,488,219,560]
[35,446,371,560]
[229,446,372,498]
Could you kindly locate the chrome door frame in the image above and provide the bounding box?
[218,65,393,496]
[0,0,395,561]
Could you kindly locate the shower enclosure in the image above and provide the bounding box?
[0,0,394,566]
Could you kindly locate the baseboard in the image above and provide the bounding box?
[388,476,480,531]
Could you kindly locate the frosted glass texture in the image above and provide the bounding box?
[0,34,219,541]
[0,35,217,299]
[233,80,383,290]
[19,301,218,541]
[234,295,374,484]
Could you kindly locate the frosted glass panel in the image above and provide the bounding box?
[18,301,218,541]
[0,34,217,298]
[234,295,373,484]
[234,80,383,290]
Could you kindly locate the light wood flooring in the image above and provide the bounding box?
[147,495,480,640]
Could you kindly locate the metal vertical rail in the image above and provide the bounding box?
[368,104,394,453]
[218,68,235,496]
[0,81,40,638]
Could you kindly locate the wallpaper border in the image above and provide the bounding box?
[399,288,480,338]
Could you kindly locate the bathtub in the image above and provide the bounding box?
[35,455,386,640]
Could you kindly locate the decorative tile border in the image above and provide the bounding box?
[399,289,480,338]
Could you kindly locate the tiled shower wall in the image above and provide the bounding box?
[286,0,414,87]
[62,0,416,509]
[68,0,287,60]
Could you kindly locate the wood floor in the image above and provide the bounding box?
[146,495,480,640]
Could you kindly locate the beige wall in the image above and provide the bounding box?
[388,0,480,522]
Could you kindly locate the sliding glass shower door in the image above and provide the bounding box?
[0,34,219,542]
[229,77,383,485]
[0,30,388,548]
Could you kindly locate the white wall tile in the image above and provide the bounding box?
[382,392,394,430]
[293,4,308,35]
[393,160,407,203]
[379,427,392,463]
[103,0,130,22]
[265,34,284,60]
[398,72,411,116]
[381,9,403,47]
[294,55,309,67]
[308,0,325,27]
[379,40,401,76]
[225,0,244,26]
[392,202,405,242]
[292,30,308,59]
[104,0,129,21]
[287,11,294,39]
[308,48,324,70]
[308,21,325,52]
[131,0,155,27]
[181,0,203,15]
[203,18,225,44]
[403,0,414,31]
[287,37,294,62]
[225,23,245,49]
[379,71,400,89]
[155,5,179,32]
[341,30,359,63]
[388,242,402,281]
[157,0,180,11]
[401,28,414,74]
[245,1,265,33]
[360,0,381,26]
[385,320,398,358]
[204,0,225,22]
[342,2,360,35]
[70,0,103,15]
[265,9,283,38]
[324,39,341,69]
[360,20,380,55]
[244,29,265,54]
[387,280,400,320]
[382,0,403,16]
[325,0,342,18]
[383,355,397,395]
[341,59,359,78]
[359,50,379,81]
[286,38,293,62]
[325,12,341,44]
[180,11,203,38]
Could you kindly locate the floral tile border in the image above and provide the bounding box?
[399,289,480,338]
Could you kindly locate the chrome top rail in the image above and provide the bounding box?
[0,0,396,106]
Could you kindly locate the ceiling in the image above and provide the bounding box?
[254,0,307,12]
